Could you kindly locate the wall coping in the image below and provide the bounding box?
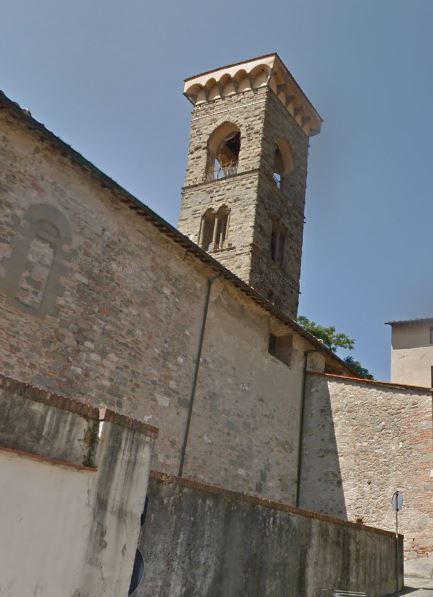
[309,370,433,394]
[0,445,98,473]
[0,373,159,438]
[150,471,400,539]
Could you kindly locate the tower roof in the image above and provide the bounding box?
[184,53,322,137]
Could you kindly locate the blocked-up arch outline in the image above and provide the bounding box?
[0,203,72,316]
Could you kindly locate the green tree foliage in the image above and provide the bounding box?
[297,315,374,380]
[343,356,374,380]
[297,316,354,352]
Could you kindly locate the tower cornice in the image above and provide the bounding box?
[184,53,322,137]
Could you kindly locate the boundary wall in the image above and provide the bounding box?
[0,374,156,597]
[135,471,403,597]
[302,371,433,578]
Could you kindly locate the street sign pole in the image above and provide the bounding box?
[391,491,403,594]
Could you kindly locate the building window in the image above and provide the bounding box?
[200,209,216,251]
[199,205,229,251]
[431,366,433,388]
[268,332,293,366]
[272,139,294,190]
[207,122,241,180]
[214,205,230,249]
[270,222,287,268]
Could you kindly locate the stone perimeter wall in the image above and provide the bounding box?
[135,473,403,597]
[0,108,320,503]
[302,372,433,577]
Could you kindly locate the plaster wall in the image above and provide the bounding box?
[302,372,433,577]
[0,376,154,597]
[136,474,402,597]
[182,279,312,502]
[390,321,433,386]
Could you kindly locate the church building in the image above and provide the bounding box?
[0,52,431,594]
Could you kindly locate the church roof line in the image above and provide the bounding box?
[0,89,354,377]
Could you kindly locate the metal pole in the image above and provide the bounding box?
[395,506,399,594]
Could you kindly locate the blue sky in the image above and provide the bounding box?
[2,0,433,380]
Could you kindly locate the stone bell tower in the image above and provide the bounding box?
[178,54,322,317]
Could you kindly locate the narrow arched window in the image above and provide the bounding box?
[200,208,216,251]
[214,205,229,250]
[272,139,294,190]
[270,220,287,269]
[207,123,241,181]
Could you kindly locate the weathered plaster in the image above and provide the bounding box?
[0,376,155,597]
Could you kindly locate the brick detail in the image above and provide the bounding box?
[0,374,159,438]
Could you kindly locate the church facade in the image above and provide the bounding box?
[0,53,431,593]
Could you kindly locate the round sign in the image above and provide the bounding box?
[392,491,403,512]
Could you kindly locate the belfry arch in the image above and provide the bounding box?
[206,122,241,181]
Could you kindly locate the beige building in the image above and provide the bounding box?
[387,317,433,386]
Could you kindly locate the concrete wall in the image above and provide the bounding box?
[390,320,433,386]
[0,110,321,501]
[0,374,156,597]
[302,372,433,577]
[135,473,402,597]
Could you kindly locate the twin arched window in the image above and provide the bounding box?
[200,205,230,252]
[206,123,241,181]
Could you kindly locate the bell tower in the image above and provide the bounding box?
[178,54,322,317]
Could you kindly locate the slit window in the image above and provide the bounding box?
[270,222,287,269]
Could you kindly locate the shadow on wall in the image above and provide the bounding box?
[299,374,347,520]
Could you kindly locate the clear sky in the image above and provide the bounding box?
[2,0,433,380]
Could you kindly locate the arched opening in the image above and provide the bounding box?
[207,122,241,181]
[200,208,216,251]
[214,205,230,250]
[272,139,294,190]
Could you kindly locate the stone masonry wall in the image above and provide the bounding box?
[182,279,310,502]
[178,86,310,317]
[0,109,316,502]
[178,87,267,286]
[302,372,433,577]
